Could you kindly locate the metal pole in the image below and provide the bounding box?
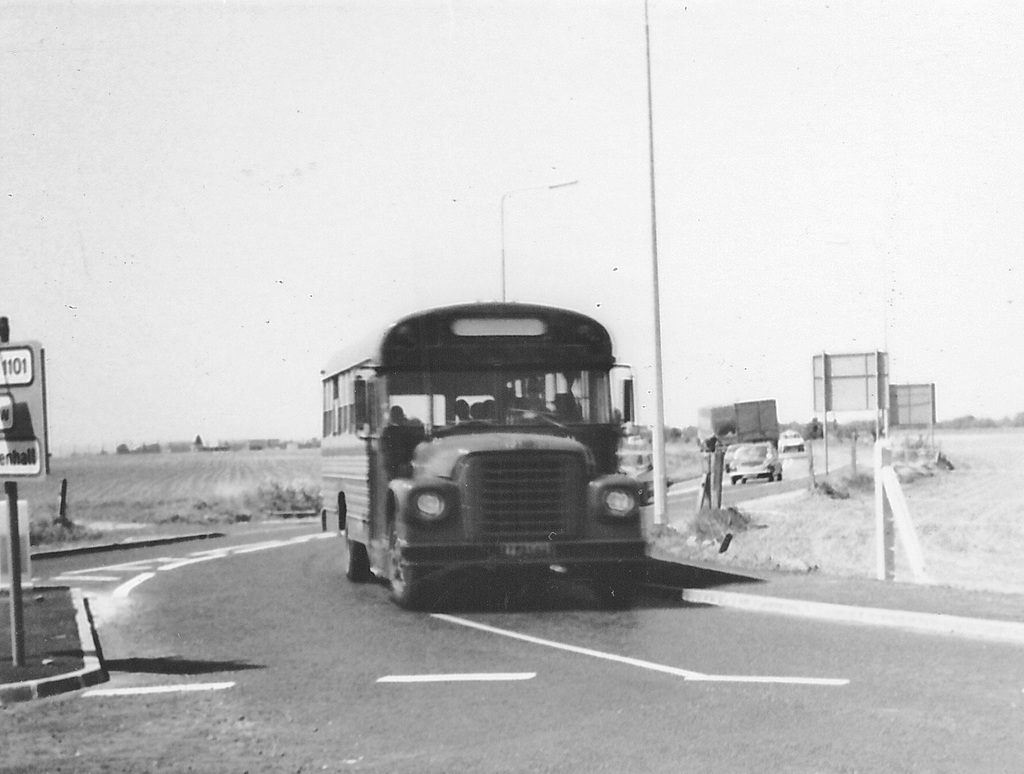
[5,481,25,667]
[643,0,668,525]
[0,319,25,666]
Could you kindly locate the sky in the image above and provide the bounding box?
[2,0,1023,453]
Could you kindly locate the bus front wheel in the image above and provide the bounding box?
[388,528,430,610]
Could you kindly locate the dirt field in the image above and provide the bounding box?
[654,429,1024,596]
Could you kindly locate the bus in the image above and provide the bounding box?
[320,302,646,609]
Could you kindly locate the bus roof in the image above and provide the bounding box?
[321,302,614,379]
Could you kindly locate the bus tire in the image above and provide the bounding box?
[388,527,429,610]
[345,538,372,583]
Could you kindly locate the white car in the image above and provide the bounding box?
[778,430,805,454]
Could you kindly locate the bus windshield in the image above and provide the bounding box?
[385,367,612,431]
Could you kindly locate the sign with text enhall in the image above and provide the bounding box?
[0,341,48,478]
[889,383,936,427]
[813,352,889,413]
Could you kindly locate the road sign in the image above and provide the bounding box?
[0,341,48,478]
[813,351,889,413]
[889,383,936,427]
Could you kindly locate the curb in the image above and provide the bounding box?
[31,531,225,560]
[682,588,1024,645]
[0,588,108,706]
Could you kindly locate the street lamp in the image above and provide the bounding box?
[643,0,669,525]
[500,179,578,302]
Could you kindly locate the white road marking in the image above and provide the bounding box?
[434,614,848,686]
[78,558,174,574]
[94,534,332,598]
[49,574,123,583]
[688,674,850,686]
[113,572,155,598]
[231,539,287,554]
[378,672,536,683]
[83,682,235,697]
[159,555,221,571]
[433,614,704,679]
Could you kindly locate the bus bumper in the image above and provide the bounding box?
[396,539,648,573]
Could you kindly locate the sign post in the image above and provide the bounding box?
[1,319,48,668]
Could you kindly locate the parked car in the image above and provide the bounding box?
[778,430,805,454]
[728,442,783,484]
[618,448,677,505]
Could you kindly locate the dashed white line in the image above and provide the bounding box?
[378,672,536,683]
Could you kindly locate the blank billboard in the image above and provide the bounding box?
[813,352,889,412]
[889,383,936,427]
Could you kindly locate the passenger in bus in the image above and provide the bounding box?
[554,392,582,421]
[389,405,422,427]
[470,400,494,420]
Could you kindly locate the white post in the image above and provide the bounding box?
[0,498,32,588]
[880,466,928,582]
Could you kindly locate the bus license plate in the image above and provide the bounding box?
[501,541,554,559]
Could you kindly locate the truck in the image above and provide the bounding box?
[697,399,779,448]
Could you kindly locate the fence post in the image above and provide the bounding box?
[806,440,816,490]
[874,441,895,581]
[711,446,724,509]
[57,477,71,527]
[3,482,26,667]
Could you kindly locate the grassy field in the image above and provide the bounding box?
[16,449,321,544]
[17,442,702,548]
[20,431,1022,599]
[654,429,1024,596]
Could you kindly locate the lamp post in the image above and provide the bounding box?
[500,179,578,302]
[644,0,669,526]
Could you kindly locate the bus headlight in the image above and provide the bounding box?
[603,488,636,517]
[414,490,447,522]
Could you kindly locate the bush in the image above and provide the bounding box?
[251,481,321,515]
[813,479,850,499]
[30,519,104,546]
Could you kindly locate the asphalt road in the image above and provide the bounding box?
[664,441,860,517]
[3,519,1023,772]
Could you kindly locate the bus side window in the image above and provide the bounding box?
[354,378,370,437]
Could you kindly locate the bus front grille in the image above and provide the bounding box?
[463,452,585,540]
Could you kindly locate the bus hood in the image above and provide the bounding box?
[412,432,591,479]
